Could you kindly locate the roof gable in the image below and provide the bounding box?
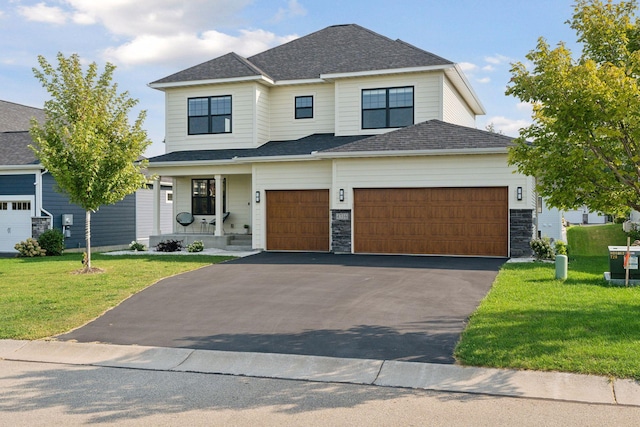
[151,24,453,85]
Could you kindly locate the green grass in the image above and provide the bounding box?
[0,253,233,340]
[455,224,640,379]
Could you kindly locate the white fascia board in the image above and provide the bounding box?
[148,75,275,90]
[0,165,42,173]
[320,64,453,80]
[147,159,239,169]
[147,154,322,169]
[231,154,320,163]
[313,147,508,159]
[273,78,326,86]
[445,65,486,115]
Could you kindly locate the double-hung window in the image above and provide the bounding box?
[188,96,232,135]
[192,178,226,215]
[362,86,414,129]
[295,96,313,119]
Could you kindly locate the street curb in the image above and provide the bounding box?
[1,340,638,406]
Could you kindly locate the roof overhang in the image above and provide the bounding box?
[320,64,453,80]
[148,74,275,90]
[0,164,42,172]
[313,147,508,159]
[445,64,485,116]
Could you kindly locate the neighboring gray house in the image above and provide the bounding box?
[0,100,172,252]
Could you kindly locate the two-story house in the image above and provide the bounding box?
[147,24,535,257]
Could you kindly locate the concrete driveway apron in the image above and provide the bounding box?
[57,252,506,364]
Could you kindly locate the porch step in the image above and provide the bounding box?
[225,234,253,252]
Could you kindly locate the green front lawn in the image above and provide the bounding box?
[0,253,233,340]
[455,224,640,379]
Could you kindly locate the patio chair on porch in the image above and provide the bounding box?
[208,211,230,233]
[176,212,194,233]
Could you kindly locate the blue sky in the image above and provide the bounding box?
[0,0,579,156]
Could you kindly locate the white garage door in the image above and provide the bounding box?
[0,201,33,252]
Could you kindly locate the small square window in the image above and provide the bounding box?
[166,191,173,203]
[0,202,7,210]
[295,96,313,119]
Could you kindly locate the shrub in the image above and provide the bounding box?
[15,238,46,257]
[155,239,183,252]
[187,240,204,253]
[129,240,147,251]
[530,237,555,260]
[554,240,568,256]
[38,228,64,256]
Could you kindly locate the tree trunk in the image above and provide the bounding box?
[85,210,91,271]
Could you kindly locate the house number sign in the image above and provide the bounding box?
[335,212,350,221]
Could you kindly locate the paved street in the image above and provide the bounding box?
[2,358,639,426]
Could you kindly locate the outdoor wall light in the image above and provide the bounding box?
[339,188,345,202]
[255,191,261,203]
[516,186,523,201]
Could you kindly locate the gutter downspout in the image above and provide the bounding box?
[38,170,54,229]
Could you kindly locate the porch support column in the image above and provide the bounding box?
[152,177,161,235]
[215,174,223,236]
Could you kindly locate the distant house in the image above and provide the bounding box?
[0,100,172,253]
[536,196,607,243]
[146,24,537,257]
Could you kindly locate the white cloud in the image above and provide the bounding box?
[104,29,297,67]
[458,62,477,72]
[516,101,532,112]
[484,54,512,65]
[18,2,67,24]
[485,116,530,137]
[482,64,495,72]
[476,77,491,84]
[273,0,307,23]
[65,0,253,36]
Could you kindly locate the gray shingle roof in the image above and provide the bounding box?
[149,134,371,163]
[324,120,515,153]
[151,24,453,85]
[0,100,45,132]
[148,121,512,164]
[0,131,38,166]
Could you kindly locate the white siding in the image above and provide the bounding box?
[335,72,443,136]
[563,208,607,225]
[136,187,173,243]
[537,200,565,242]
[255,85,270,144]
[331,154,532,210]
[252,160,333,249]
[442,76,476,127]
[164,82,261,153]
[269,83,335,140]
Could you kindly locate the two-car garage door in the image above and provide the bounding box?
[265,187,508,256]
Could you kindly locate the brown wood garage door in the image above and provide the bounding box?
[354,187,508,256]
[266,190,330,251]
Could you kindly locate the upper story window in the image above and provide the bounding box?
[192,178,226,215]
[188,96,232,135]
[362,86,414,129]
[295,96,313,119]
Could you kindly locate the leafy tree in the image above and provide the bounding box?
[30,53,150,271]
[507,0,640,216]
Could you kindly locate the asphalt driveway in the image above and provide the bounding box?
[57,252,506,363]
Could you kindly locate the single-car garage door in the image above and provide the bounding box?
[0,201,33,252]
[354,187,508,256]
[266,190,329,251]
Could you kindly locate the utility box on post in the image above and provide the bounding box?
[608,246,640,280]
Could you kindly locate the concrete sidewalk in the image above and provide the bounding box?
[1,339,639,407]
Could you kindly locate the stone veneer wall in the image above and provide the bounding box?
[331,210,352,253]
[510,209,534,258]
[32,217,52,240]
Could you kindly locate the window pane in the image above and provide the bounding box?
[189,117,209,134]
[389,87,413,108]
[389,107,414,127]
[192,197,209,215]
[295,96,313,108]
[362,90,386,109]
[211,115,231,133]
[192,180,208,197]
[363,109,387,129]
[296,107,313,119]
[188,98,208,116]
[211,96,231,115]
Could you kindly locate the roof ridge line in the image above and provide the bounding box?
[229,52,274,80]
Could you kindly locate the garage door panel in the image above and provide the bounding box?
[354,187,508,257]
[266,190,329,252]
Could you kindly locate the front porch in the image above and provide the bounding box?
[149,232,253,251]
